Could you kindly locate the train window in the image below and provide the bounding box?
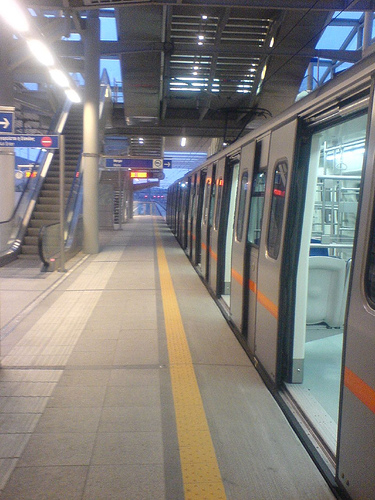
[209,177,216,227]
[365,209,375,308]
[267,161,288,259]
[236,171,249,242]
[247,172,266,246]
[203,178,211,225]
[214,177,223,230]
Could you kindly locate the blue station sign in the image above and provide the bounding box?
[0,112,14,134]
[105,157,164,169]
[0,134,59,149]
[163,159,172,168]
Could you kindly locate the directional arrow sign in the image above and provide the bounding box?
[0,112,14,134]
[163,159,172,168]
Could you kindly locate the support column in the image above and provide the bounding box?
[0,28,15,250]
[362,12,373,57]
[83,12,100,254]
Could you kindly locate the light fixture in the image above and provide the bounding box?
[49,68,69,88]
[181,137,187,147]
[27,39,54,66]
[1,0,29,33]
[139,137,144,144]
[198,35,204,40]
[202,15,208,20]
[65,88,81,103]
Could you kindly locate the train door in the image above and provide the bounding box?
[335,108,375,500]
[285,109,368,460]
[195,169,207,268]
[255,120,297,382]
[200,164,216,281]
[188,174,197,260]
[217,156,240,305]
[230,143,255,330]
[207,158,225,293]
[180,179,190,250]
[244,137,269,352]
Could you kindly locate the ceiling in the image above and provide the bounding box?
[7,1,370,159]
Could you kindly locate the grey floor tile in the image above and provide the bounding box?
[109,368,160,387]
[47,385,107,408]
[103,385,161,407]
[0,396,49,414]
[91,432,163,465]
[58,369,111,386]
[0,465,88,500]
[0,434,31,458]
[17,433,97,466]
[66,350,115,366]
[113,339,159,365]
[0,414,40,433]
[98,406,162,433]
[72,338,117,353]
[78,328,121,340]
[35,407,102,434]
[0,459,18,490]
[83,464,165,500]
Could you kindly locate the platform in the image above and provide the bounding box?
[0,215,335,499]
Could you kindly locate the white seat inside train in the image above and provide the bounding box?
[306,256,347,328]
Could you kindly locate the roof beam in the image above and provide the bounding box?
[50,39,362,64]
[28,1,375,12]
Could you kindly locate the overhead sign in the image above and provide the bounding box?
[105,157,163,169]
[0,134,59,149]
[0,111,14,134]
[163,159,172,169]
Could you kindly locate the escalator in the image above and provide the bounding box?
[21,105,83,257]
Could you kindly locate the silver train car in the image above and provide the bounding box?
[167,52,375,500]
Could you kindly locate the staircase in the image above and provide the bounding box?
[21,105,83,257]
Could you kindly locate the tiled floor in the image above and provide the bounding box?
[0,216,335,499]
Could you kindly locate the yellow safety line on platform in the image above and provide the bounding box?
[154,219,227,500]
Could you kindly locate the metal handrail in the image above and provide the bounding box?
[0,98,72,266]
[38,70,113,270]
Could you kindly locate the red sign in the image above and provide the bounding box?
[41,136,53,147]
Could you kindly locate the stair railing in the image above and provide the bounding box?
[38,70,113,270]
[0,99,72,266]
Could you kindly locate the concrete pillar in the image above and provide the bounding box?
[0,28,15,250]
[83,12,100,254]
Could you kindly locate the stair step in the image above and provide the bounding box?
[33,212,59,220]
[35,204,59,212]
[24,235,38,245]
[21,245,39,255]
[27,228,40,237]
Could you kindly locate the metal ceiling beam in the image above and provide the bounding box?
[29,1,375,12]
[50,39,362,64]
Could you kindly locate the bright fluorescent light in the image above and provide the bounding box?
[27,39,54,66]
[49,68,69,87]
[181,137,187,147]
[65,88,81,103]
[1,1,29,32]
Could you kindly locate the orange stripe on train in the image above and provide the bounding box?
[344,367,375,414]
[248,279,278,318]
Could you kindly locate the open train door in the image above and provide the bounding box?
[255,120,297,382]
[336,113,375,499]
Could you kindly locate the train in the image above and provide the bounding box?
[166,51,375,500]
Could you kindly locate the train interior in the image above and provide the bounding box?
[286,112,367,456]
